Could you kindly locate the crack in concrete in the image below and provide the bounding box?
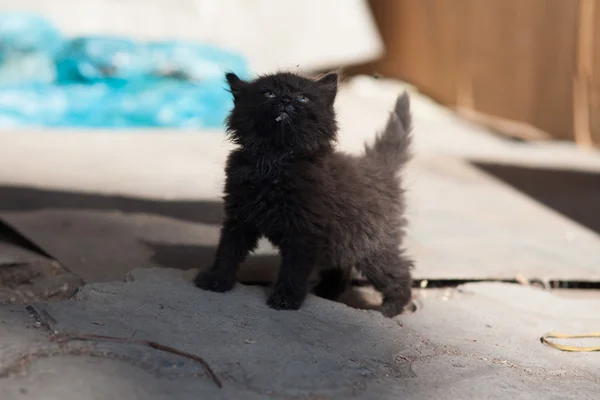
[0,340,212,380]
[0,306,214,382]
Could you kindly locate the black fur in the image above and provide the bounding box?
[194,71,413,317]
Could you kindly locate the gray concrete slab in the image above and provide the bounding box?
[0,241,44,267]
[0,211,220,283]
[0,228,81,304]
[404,156,600,280]
[0,223,49,267]
[0,268,596,399]
[2,153,599,284]
[0,210,280,284]
[0,210,379,310]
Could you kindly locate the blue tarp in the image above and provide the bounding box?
[0,12,250,129]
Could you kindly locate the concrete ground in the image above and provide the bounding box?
[0,76,599,399]
[1,269,599,399]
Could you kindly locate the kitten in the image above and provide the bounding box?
[195,71,413,317]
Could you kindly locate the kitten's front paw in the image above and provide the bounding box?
[380,296,411,318]
[194,271,236,293]
[267,289,305,311]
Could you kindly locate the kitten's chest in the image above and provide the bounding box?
[230,158,307,219]
[235,156,296,189]
[241,167,290,206]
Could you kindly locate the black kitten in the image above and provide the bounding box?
[194,71,413,317]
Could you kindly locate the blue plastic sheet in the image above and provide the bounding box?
[0,12,250,129]
[55,36,153,83]
[146,41,251,82]
[0,12,63,56]
[0,79,234,128]
[0,53,56,85]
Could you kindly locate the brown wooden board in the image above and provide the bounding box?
[364,0,598,145]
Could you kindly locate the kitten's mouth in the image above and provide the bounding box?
[275,112,290,122]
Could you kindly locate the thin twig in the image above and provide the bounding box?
[51,333,222,388]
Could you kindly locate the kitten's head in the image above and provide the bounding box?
[225,71,338,154]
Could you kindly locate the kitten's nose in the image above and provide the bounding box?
[279,96,295,113]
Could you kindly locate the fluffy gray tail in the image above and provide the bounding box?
[364,92,412,171]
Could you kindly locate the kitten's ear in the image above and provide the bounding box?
[318,72,338,88]
[317,72,338,105]
[225,73,248,100]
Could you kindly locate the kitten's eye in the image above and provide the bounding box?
[264,91,276,99]
[296,94,310,103]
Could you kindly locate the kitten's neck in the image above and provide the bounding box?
[241,143,333,161]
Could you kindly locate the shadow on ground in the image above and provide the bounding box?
[473,162,600,235]
[0,185,224,225]
[142,240,281,284]
[0,185,280,286]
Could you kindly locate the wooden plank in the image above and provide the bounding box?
[366,0,461,106]
[465,0,577,141]
[574,0,596,147]
[367,0,580,143]
[590,0,600,146]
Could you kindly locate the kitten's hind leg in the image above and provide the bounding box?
[355,249,413,317]
[312,267,350,301]
[194,219,259,292]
